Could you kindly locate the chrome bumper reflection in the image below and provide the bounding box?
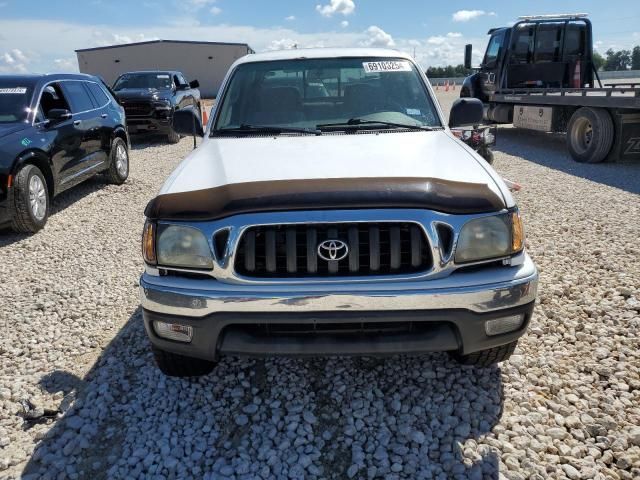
[140,255,538,318]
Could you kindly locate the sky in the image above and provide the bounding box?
[1,0,639,74]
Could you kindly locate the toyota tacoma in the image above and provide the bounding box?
[139,49,538,377]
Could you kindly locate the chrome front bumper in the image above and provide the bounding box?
[140,254,537,317]
[140,255,537,359]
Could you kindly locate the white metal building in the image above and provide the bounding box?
[75,40,254,98]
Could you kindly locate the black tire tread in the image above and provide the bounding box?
[106,137,129,185]
[11,164,48,233]
[451,340,518,368]
[152,346,216,377]
[167,128,181,144]
[567,107,614,164]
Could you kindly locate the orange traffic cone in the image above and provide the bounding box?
[571,60,581,88]
[202,107,209,127]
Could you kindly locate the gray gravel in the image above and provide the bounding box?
[1,94,640,479]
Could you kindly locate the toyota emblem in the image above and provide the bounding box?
[317,239,349,261]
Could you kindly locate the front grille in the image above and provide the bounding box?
[123,101,152,116]
[234,222,432,278]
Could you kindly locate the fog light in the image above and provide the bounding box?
[485,314,525,336]
[154,321,193,342]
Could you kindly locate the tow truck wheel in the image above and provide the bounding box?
[567,107,614,163]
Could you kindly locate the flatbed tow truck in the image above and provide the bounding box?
[461,14,640,163]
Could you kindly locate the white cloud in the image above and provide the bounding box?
[285,15,296,21]
[0,49,31,73]
[427,36,446,45]
[316,0,355,18]
[447,32,462,38]
[53,57,78,72]
[360,26,395,48]
[341,20,349,28]
[210,6,221,15]
[0,17,487,72]
[93,32,159,46]
[452,10,491,22]
[188,0,215,7]
[267,38,298,51]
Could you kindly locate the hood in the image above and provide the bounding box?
[0,123,29,140]
[115,88,171,101]
[147,131,511,221]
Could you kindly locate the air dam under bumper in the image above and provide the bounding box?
[140,255,537,360]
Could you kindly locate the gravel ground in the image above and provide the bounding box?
[1,92,640,480]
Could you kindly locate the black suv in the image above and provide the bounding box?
[0,73,129,233]
[112,71,200,143]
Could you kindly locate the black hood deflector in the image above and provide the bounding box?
[145,177,506,221]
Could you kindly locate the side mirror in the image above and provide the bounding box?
[189,79,200,89]
[47,108,72,122]
[464,44,473,70]
[172,107,204,137]
[448,98,484,128]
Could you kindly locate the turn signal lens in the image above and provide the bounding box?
[142,221,157,264]
[511,210,524,253]
[485,314,525,336]
[154,321,193,342]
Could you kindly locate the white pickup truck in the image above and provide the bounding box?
[139,48,538,377]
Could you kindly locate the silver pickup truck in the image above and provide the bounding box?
[139,48,538,377]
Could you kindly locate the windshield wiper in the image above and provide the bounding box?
[317,118,439,131]
[213,124,321,136]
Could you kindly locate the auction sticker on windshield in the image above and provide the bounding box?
[0,87,27,94]
[363,61,412,73]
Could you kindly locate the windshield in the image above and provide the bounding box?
[0,82,34,123]
[113,72,173,90]
[214,57,441,133]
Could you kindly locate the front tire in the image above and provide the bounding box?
[449,340,518,367]
[11,164,49,233]
[151,346,216,377]
[567,107,614,163]
[167,128,181,144]
[106,137,129,185]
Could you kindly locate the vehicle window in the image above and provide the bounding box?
[86,82,109,107]
[60,81,94,112]
[178,74,188,87]
[113,73,173,90]
[39,83,71,119]
[534,23,563,63]
[564,23,586,58]
[511,25,535,64]
[214,57,440,131]
[0,82,34,123]
[483,31,505,67]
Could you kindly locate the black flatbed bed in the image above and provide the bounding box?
[491,86,640,109]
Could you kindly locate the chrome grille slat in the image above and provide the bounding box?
[235,222,432,278]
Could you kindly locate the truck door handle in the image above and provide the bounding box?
[73,120,82,126]
[101,113,108,119]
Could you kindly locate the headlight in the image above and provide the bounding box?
[156,225,213,269]
[455,211,524,263]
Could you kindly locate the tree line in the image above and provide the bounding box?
[594,46,640,71]
[426,46,640,77]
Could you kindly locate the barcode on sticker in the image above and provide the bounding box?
[362,61,412,73]
[0,87,27,94]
